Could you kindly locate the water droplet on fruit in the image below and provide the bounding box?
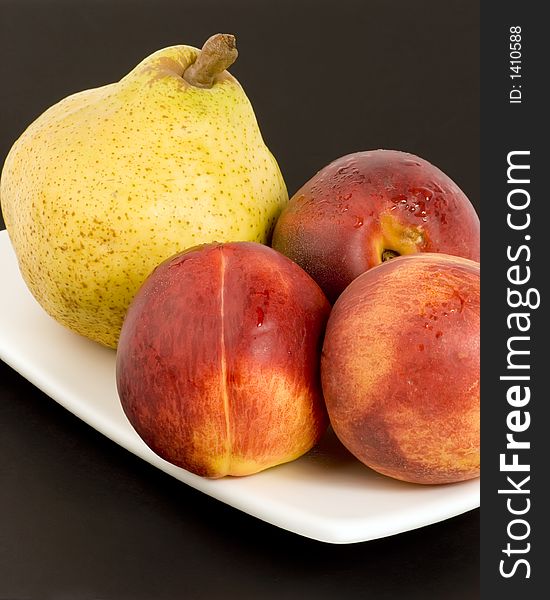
[256,307,264,327]
[436,331,443,339]
[403,160,422,167]
[391,194,408,204]
[353,216,364,228]
[409,186,434,201]
[418,344,425,351]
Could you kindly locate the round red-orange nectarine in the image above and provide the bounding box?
[321,253,480,484]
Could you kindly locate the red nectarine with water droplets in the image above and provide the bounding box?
[272,150,480,302]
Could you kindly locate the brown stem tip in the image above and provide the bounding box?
[382,249,401,262]
[183,33,238,88]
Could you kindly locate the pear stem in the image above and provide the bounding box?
[183,34,238,88]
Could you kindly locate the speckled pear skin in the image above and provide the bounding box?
[0,44,288,348]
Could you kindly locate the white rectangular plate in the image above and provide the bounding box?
[0,230,479,543]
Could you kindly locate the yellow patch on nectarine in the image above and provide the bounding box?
[377,213,426,263]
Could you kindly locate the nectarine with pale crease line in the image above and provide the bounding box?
[116,242,330,478]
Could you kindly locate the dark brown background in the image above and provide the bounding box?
[0,1,479,598]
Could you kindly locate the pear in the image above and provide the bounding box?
[0,34,288,348]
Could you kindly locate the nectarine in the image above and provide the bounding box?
[272,150,480,302]
[321,253,480,484]
[116,242,330,478]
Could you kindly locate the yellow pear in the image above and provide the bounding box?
[1,34,288,348]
